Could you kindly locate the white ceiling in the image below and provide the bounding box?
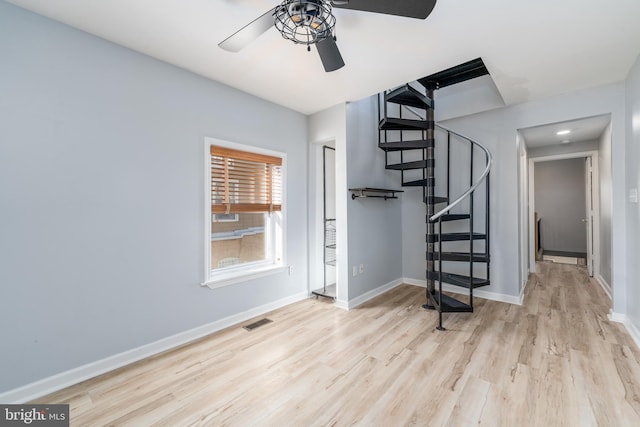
[519,114,611,149]
[6,0,640,115]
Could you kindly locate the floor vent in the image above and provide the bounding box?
[243,318,273,331]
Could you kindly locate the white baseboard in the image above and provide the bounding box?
[595,274,612,300]
[402,277,523,306]
[344,278,404,310]
[608,311,640,350]
[402,277,429,288]
[608,310,626,323]
[334,299,349,310]
[0,291,309,404]
[518,282,526,305]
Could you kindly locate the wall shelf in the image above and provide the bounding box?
[349,187,404,200]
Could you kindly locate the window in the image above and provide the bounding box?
[203,139,285,288]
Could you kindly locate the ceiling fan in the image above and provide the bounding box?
[219,0,437,72]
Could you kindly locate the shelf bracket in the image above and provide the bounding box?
[349,187,404,200]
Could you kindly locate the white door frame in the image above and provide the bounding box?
[585,156,595,276]
[308,140,336,294]
[517,133,529,291]
[528,150,600,274]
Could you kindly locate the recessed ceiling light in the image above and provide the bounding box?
[561,140,571,144]
[556,129,571,135]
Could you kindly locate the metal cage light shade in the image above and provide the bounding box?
[274,0,336,46]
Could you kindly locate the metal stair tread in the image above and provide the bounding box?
[428,213,471,222]
[385,85,433,109]
[428,251,490,262]
[379,140,432,151]
[428,290,472,312]
[379,117,431,131]
[418,58,489,89]
[427,232,487,242]
[404,178,430,187]
[426,271,490,289]
[386,160,428,170]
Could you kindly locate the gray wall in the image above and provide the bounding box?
[598,123,613,287]
[0,2,308,393]
[625,55,640,330]
[534,158,587,253]
[345,97,403,300]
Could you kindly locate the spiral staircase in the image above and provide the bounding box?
[378,58,493,330]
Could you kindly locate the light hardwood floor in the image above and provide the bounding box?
[37,262,640,426]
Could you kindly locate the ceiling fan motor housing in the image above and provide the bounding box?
[274,0,336,45]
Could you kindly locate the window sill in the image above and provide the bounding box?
[201,264,288,289]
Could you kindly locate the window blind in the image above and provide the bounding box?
[210,145,282,214]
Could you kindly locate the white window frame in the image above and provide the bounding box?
[202,137,287,289]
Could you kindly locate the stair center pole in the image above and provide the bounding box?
[425,86,436,309]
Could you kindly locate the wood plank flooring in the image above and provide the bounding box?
[36,262,640,426]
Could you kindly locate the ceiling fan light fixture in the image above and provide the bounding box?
[274,0,336,46]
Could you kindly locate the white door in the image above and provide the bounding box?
[585,156,594,276]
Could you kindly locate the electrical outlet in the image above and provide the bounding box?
[359,264,364,274]
[630,188,638,203]
[288,265,293,276]
[352,266,358,276]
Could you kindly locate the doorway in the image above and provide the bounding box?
[534,157,589,267]
[308,142,337,299]
[312,145,336,298]
[528,151,599,276]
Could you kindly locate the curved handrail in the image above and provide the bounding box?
[430,123,492,222]
[395,103,492,222]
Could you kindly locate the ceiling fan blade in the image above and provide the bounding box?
[316,37,345,72]
[332,0,437,19]
[218,7,278,52]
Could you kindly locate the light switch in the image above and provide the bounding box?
[630,188,639,204]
